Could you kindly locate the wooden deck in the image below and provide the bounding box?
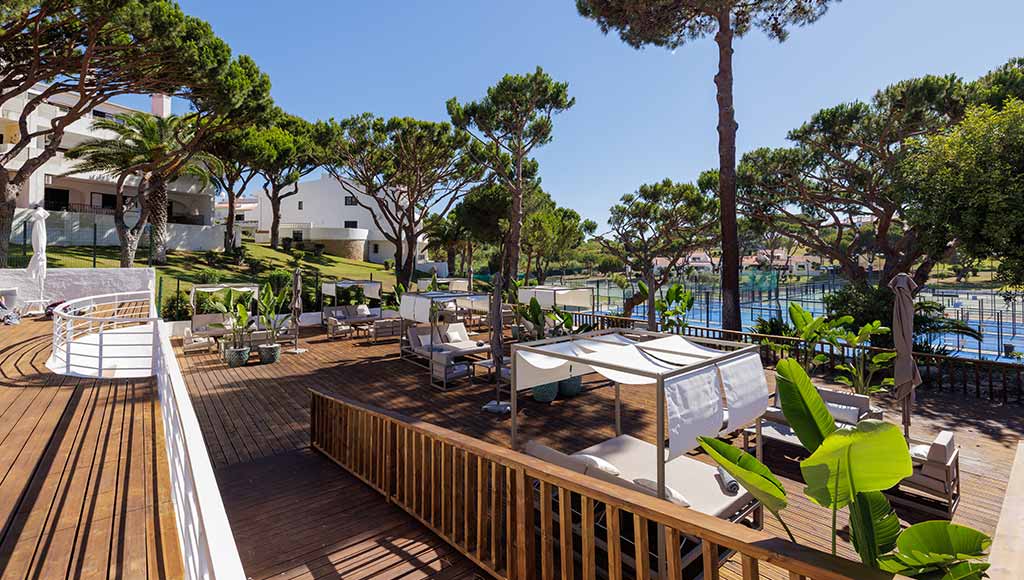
[0,320,181,579]
[176,327,1020,579]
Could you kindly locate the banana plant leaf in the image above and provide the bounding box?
[876,521,991,579]
[697,437,787,515]
[775,359,836,453]
[800,420,912,510]
[848,490,901,567]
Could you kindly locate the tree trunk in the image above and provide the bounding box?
[226,193,237,252]
[506,158,525,288]
[647,270,657,331]
[269,193,282,250]
[394,240,407,288]
[0,186,17,268]
[622,291,646,319]
[119,230,140,267]
[715,8,742,331]
[446,246,456,277]
[148,177,169,265]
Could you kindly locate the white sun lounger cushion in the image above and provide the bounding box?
[826,402,861,426]
[573,454,620,476]
[573,435,753,518]
[633,478,690,507]
[522,440,589,474]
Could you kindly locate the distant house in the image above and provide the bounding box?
[3,89,222,250]
[254,173,427,263]
[214,197,259,238]
[742,252,824,277]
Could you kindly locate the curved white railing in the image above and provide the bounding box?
[48,290,245,579]
[49,290,158,378]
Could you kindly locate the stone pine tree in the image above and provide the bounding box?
[576,0,836,331]
[0,1,262,265]
[447,67,574,287]
[253,112,321,250]
[205,127,270,252]
[596,179,718,330]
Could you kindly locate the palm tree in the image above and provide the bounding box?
[67,113,217,266]
[425,212,466,277]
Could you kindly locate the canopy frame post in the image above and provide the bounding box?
[511,349,519,450]
[656,374,667,580]
[614,383,622,436]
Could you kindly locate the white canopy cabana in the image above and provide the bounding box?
[435,277,472,292]
[511,328,768,577]
[517,285,594,311]
[399,291,492,390]
[322,279,382,300]
[188,283,259,308]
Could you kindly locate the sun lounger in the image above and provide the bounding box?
[748,387,870,449]
[182,327,215,354]
[888,430,960,518]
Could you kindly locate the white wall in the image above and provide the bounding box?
[0,267,154,307]
[9,208,225,251]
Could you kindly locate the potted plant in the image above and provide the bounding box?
[212,294,255,368]
[256,283,291,364]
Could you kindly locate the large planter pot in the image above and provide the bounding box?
[558,376,584,398]
[224,346,250,368]
[1004,343,1016,357]
[511,325,523,340]
[257,343,281,365]
[532,382,559,403]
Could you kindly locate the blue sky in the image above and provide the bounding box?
[148,0,1023,229]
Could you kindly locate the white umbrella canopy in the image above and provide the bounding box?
[26,207,50,302]
[889,273,922,439]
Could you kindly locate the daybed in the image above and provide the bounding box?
[511,329,768,578]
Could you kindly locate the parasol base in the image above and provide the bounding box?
[482,400,511,414]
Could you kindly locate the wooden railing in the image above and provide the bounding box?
[310,390,904,580]
[572,312,1024,405]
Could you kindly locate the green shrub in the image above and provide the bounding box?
[313,243,326,257]
[288,250,305,268]
[196,268,222,284]
[382,259,395,271]
[336,285,366,305]
[161,291,191,321]
[266,269,292,293]
[194,292,220,314]
[203,250,222,267]
[751,315,795,337]
[246,257,268,275]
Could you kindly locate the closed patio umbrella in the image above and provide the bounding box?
[26,206,50,304]
[288,268,306,354]
[889,273,922,439]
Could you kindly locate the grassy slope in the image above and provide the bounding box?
[12,242,395,294]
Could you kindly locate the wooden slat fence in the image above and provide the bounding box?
[572,313,1024,405]
[310,390,907,580]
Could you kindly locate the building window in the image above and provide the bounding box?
[344,220,357,229]
[344,195,357,206]
[91,192,117,210]
[292,230,303,242]
[297,201,303,210]
[235,213,245,222]
[372,243,379,254]
[43,188,70,212]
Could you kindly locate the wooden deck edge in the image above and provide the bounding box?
[989,441,1024,578]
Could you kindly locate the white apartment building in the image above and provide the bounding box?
[2,88,223,250]
[255,173,428,264]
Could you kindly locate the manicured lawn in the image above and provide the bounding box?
[9,242,395,294]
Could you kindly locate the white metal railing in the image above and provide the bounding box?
[154,320,246,580]
[50,290,157,377]
[48,290,245,579]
